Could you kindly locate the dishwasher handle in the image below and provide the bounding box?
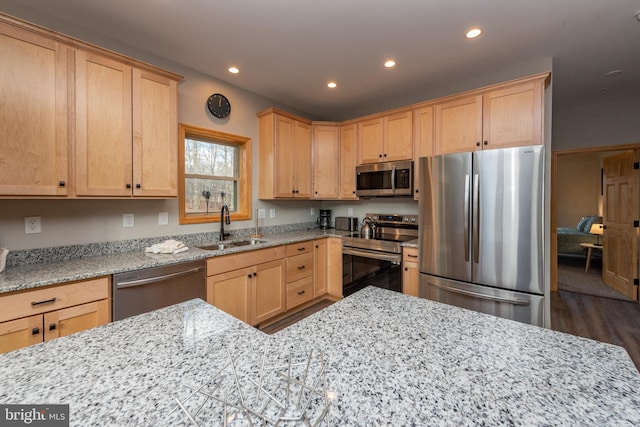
[116,266,205,289]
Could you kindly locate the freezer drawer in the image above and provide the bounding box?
[419,274,544,327]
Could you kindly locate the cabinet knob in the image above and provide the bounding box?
[136,183,141,189]
[383,153,387,157]
[32,327,40,335]
[315,245,319,248]
[476,141,481,147]
[379,154,382,158]
[253,272,257,277]
[49,323,57,331]
[126,183,132,189]
[248,274,252,279]
[58,181,66,187]
[404,267,408,271]
[483,140,488,146]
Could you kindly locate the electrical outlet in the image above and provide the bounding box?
[347,208,354,217]
[258,209,266,219]
[310,207,315,215]
[158,212,169,226]
[269,208,276,218]
[24,216,41,234]
[123,213,135,228]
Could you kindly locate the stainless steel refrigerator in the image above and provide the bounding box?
[418,145,545,326]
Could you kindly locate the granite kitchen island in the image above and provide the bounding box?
[1,287,639,426]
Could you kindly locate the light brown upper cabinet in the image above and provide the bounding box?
[75,51,178,197]
[435,77,544,155]
[412,105,434,200]
[0,14,182,198]
[258,108,312,199]
[340,124,359,199]
[0,21,70,196]
[312,123,340,199]
[358,110,413,164]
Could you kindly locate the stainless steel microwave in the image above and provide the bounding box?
[355,160,413,197]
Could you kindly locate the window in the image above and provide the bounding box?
[179,124,251,224]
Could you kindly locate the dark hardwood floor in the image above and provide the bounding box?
[550,290,640,372]
[260,290,640,373]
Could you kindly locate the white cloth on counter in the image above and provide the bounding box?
[145,239,189,254]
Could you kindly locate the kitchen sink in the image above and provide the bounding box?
[198,239,266,251]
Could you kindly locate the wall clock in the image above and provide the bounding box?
[207,93,231,118]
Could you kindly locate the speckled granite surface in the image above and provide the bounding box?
[0,228,348,294]
[0,287,638,426]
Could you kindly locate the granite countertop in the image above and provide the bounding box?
[1,287,638,426]
[0,229,347,294]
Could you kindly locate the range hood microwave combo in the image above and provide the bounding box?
[355,160,413,197]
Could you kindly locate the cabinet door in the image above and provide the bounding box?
[482,80,543,150]
[207,267,252,324]
[294,120,312,198]
[0,23,69,196]
[274,115,296,197]
[0,315,42,354]
[312,125,340,199]
[413,106,434,200]
[402,261,419,297]
[132,69,178,197]
[314,239,328,297]
[383,111,413,161]
[434,94,482,154]
[358,118,384,164]
[340,124,358,199]
[44,299,110,341]
[75,50,133,196]
[327,237,344,298]
[253,259,285,325]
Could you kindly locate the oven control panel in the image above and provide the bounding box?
[366,213,418,226]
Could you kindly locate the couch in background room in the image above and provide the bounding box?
[557,215,603,257]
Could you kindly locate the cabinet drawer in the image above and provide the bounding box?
[286,252,313,283]
[286,241,313,257]
[207,246,285,275]
[286,276,313,310]
[0,277,110,323]
[402,248,419,263]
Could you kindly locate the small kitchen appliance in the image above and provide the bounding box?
[335,217,358,231]
[317,209,332,229]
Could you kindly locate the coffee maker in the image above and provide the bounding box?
[317,209,332,229]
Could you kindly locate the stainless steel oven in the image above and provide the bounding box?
[355,161,413,197]
[342,213,418,296]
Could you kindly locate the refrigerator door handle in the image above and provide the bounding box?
[429,281,531,306]
[464,174,470,262]
[472,173,480,263]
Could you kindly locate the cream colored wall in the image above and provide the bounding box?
[556,153,601,228]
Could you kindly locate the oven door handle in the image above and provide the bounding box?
[342,247,402,263]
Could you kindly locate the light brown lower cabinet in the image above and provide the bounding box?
[402,248,420,297]
[285,241,315,309]
[0,277,111,354]
[206,246,286,326]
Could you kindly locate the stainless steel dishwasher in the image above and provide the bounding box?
[112,260,206,321]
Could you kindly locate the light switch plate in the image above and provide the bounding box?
[24,216,41,234]
[269,208,276,218]
[310,207,315,216]
[123,213,135,228]
[347,208,354,217]
[158,212,169,225]
[258,209,266,219]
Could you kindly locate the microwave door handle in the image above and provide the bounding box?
[464,174,470,262]
[391,165,396,193]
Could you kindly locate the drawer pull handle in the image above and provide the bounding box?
[297,290,305,295]
[32,327,40,335]
[407,254,418,258]
[297,247,305,251]
[49,323,57,331]
[31,297,56,306]
[297,265,305,270]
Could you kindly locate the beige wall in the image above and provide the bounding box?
[556,153,601,228]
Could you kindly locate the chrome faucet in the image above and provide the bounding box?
[219,192,231,242]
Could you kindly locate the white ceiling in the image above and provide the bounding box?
[3,0,640,121]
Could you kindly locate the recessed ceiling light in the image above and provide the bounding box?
[466,28,482,39]
[228,67,239,74]
[384,60,396,68]
[327,82,337,88]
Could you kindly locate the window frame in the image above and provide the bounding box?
[178,123,252,225]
